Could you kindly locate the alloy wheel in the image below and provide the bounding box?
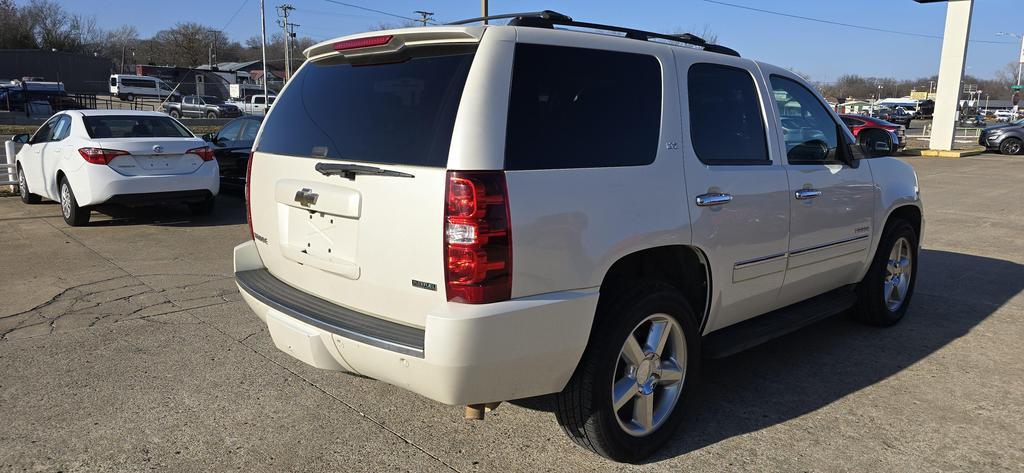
[612,313,686,437]
[884,236,913,311]
[60,182,72,219]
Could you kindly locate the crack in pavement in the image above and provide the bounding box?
[19,217,461,472]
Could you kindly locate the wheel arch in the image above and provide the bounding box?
[596,245,712,333]
[884,204,923,241]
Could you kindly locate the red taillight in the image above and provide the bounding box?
[245,152,254,240]
[187,146,215,161]
[77,147,128,165]
[333,35,392,52]
[444,171,512,304]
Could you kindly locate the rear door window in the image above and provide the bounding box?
[687,63,769,165]
[255,47,476,167]
[504,44,662,170]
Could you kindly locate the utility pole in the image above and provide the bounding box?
[482,0,488,24]
[277,4,296,81]
[414,10,434,26]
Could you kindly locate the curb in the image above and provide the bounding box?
[900,148,986,158]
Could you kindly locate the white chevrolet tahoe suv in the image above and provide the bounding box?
[234,11,922,462]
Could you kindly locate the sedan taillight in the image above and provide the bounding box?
[444,171,512,304]
[78,147,129,165]
[187,146,215,161]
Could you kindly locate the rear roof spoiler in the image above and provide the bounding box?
[304,27,484,61]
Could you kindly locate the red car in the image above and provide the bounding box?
[840,114,906,150]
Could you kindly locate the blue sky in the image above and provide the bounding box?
[51,0,1024,82]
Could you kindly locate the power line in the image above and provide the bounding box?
[701,0,1016,45]
[321,0,438,25]
[222,0,251,31]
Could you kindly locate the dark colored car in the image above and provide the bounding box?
[202,115,262,188]
[872,108,912,128]
[979,119,1024,155]
[840,114,906,151]
[165,95,243,119]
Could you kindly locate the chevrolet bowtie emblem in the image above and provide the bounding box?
[294,188,319,207]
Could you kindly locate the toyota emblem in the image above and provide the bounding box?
[152,145,163,153]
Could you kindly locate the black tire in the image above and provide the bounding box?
[58,177,90,226]
[855,219,918,326]
[168,109,180,119]
[125,93,135,102]
[554,281,700,463]
[17,164,41,204]
[999,137,1023,155]
[187,197,215,216]
[206,111,218,119]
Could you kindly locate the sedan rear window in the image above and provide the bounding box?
[83,116,193,139]
[255,48,475,167]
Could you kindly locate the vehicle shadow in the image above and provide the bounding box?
[86,193,247,227]
[644,249,1022,462]
[512,249,1022,461]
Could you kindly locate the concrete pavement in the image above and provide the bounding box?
[1,156,1023,472]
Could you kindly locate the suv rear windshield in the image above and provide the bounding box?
[255,48,476,167]
[83,115,193,138]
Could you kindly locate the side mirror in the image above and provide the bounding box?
[201,132,215,142]
[12,133,30,144]
[857,129,894,158]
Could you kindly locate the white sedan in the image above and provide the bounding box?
[13,110,219,226]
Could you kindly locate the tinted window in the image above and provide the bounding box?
[31,117,58,143]
[841,117,864,127]
[51,116,72,140]
[239,121,260,142]
[217,119,245,141]
[122,78,155,88]
[770,75,845,164]
[256,48,475,166]
[183,96,194,105]
[505,44,661,170]
[687,63,769,164]
[83,115,193,138]
[253,96,264,105]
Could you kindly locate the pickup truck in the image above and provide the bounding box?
[164,95,242,119]
[227,94,276,116]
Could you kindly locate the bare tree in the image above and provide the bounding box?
[0,0,38,49]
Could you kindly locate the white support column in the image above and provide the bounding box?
[930,0,974,151]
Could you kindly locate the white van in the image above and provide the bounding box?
[109,75,180,102]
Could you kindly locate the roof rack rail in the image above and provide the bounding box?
[447,10,740,57]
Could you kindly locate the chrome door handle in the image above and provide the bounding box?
[696,193,733,207]
[795,189,822,200]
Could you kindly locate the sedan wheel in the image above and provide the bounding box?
[59,179,90,226]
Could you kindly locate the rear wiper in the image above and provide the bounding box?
[315,162,414,180]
